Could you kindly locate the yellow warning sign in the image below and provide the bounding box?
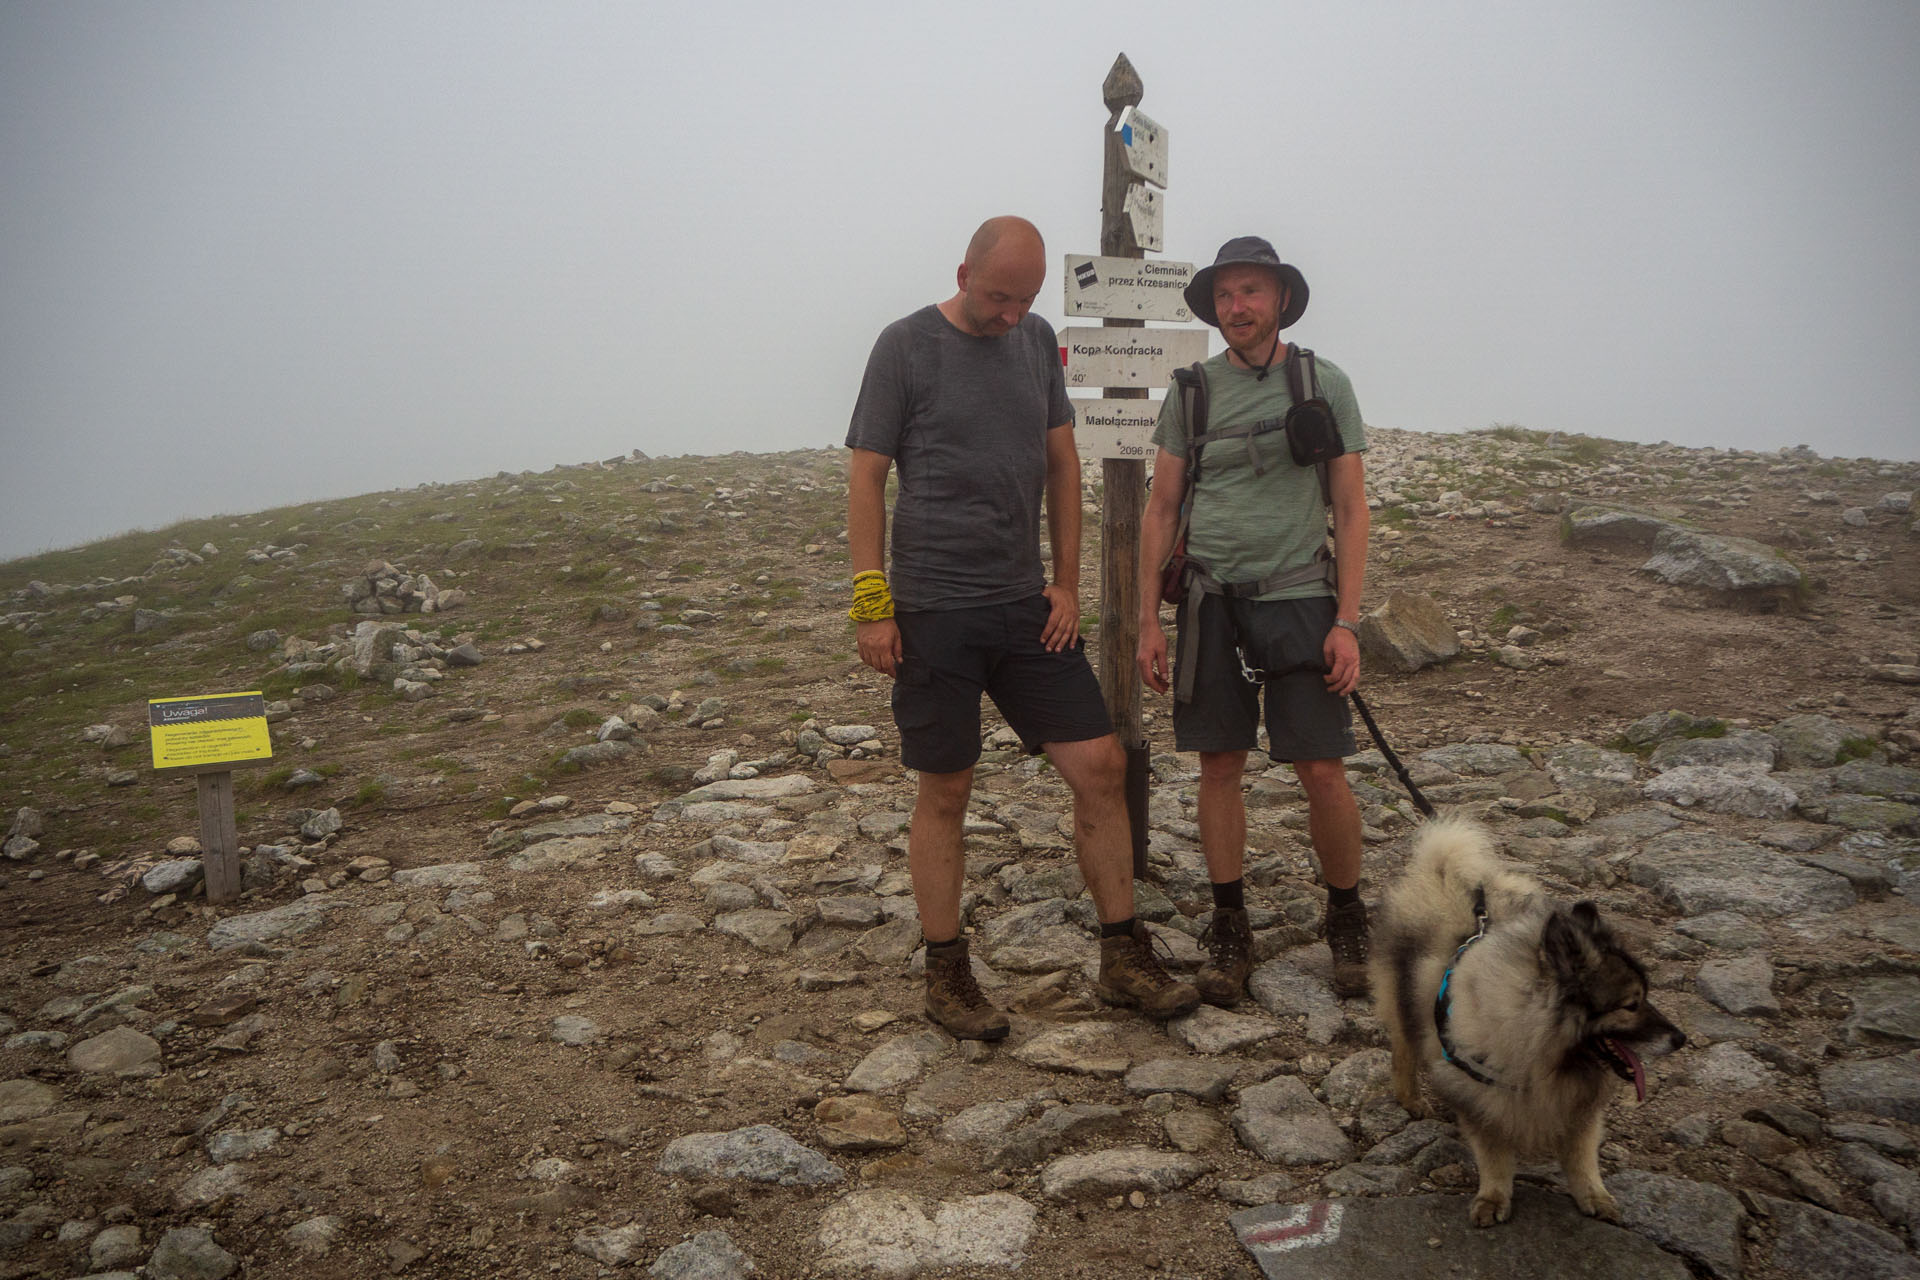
[149,692,273,772]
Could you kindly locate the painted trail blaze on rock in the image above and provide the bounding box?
[1237,1200,1345,1255]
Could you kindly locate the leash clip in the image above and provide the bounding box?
[1235,645,1265,685]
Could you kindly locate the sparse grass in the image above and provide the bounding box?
[352,780,387,807]
[561,708,599,730]
[751,657,787,675]
[672,561,705,577]
[1481,423,1551,444]
[1488,604,1518,632]
[1837,736,1879,763]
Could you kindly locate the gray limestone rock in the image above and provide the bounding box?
[939,1099,1035,1146]
[1675,911,1770,951]
[1695,954,1780,1017]
[1217,1171,1296,1206]
[1639,526,1803,597]
[1770,714,1863,768]
[551,1015,602,1045]
[1124,1058,1237,1103]
[572,1223,650,1266]
[1543,741,1640,787]
[1323,1163,1417,1196]
[845,1032,948,1093]
[89,1223,143,1270]
[1358,592,1461,673]
[1248,958,1346,1045]
[1643,765,1797,818]
[1621,711,1726,747]
[1608,1169,1746,1280]
[713,909,795,954]
[1322,1048,1396,1111]
[140,859,204,894]
[648,1229,756,1279]
[147,1227,238,1280]
[1417,743,1531,776]
[1011,1024,1129,1079]
[1629,830,1855,916]
[1825,794,1920,833]
[1231,1191,1692,1279]
[281,1216,346,1259]
[1171,1004,1286,1055]
[1833,760,1920,800]
[0,1079,58,1124]
[656,1125,843,1186]
[1232,1075,1353,1165]
[1759,1195,1920,1280]
[67,1026,160,1075]
[1648,730,1778,774]
[205,1127,279,1163]
[815,1190,1034,1278]
[1822,1055,1920,1122]
[1038,1146,1209,1201]
[1842,977,1920,1046]
[1563,506,1680,550]
[986,1103,1124,1170]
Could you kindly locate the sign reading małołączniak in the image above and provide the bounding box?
[149,692,272,772]
[1063,326,1208,389]
[1074,398,1164,462]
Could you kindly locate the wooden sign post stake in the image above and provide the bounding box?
[1098,53,1151,878]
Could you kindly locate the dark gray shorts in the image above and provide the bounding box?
[1171,593,1356,761]
[892,595,1114,774]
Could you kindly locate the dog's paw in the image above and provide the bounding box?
[1576,1189,1620,1223]
[1469,1193,1511,1228]
[1394,1090,1431,1119]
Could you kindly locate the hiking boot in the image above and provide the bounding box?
[1096,922,1202,1019]
[924,939,1009,1041]
[1195,906,1254,1006]
[1325,899,1371,998]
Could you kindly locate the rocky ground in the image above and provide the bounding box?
[0,426,1917,1280]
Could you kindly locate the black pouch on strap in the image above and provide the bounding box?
[1282,347,1345,467]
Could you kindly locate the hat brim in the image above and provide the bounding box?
[1185,262,1309,330]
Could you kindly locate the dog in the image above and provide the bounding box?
[1369,814,1686,1227]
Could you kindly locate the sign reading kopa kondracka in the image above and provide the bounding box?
[1063,326,1208,389]
[149,692,272,772]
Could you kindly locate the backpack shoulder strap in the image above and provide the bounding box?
[1284,346,1334,511]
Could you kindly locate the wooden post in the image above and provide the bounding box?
[196,770,242,903]
[1098,54,1150,878]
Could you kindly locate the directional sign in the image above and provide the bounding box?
[1064,255,1195,322]
[1071,397,1163,461]
[1114,105,1167,187]
[1063,326,1208,389]
[1123,185,1163,252]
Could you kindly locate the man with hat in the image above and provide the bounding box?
[1135,237,1373,1003]
[847,215,1202,1041]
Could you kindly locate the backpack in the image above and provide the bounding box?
[1157,344,1342,702]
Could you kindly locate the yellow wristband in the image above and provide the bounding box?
[849,570,895,622]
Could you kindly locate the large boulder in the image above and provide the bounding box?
[1358,592,1460,673]
[1639,527,1803,601]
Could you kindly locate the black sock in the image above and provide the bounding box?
[924,935,962,954]
[1327,883,1360,910]
[1100,917,1137,940]
[1211,879,1246,912]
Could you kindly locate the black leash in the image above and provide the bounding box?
[1349,690,1435,818]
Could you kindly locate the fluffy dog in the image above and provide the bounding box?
[1370,814,1686,1226]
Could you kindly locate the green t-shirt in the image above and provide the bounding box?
[1151,348,1367,599]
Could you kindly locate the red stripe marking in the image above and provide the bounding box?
[1242,1200,1332,1246]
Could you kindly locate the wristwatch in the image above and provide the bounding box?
[1333,617,1360,634]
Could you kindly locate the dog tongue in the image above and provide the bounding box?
[1611,1039,1647,1101]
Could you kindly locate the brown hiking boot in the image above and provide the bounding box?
[1096,922,1202,1019]
[924,940,1009,1041]
[1195,907,1254,1006]
[1325,899,1371,998]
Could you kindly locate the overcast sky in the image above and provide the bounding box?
[3,1,1916,562]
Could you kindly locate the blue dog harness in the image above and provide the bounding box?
[1433,887,1506,1088]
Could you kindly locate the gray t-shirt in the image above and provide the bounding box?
[846,306,1075,611]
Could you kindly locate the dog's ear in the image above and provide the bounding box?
[1542,909,1594,982]
[1570,900,1614,943]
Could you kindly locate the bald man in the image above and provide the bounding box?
[847,217,1199,1040]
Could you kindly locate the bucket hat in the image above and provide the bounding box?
[1184,236,1309,330]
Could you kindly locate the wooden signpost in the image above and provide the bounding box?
[149,692,273,903]
[1089,53,1172,878]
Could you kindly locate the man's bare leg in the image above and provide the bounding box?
[1295,757,1362,890]
[1196,749,1250,885]
[1042,734,1133,924]
[908,767,974,940]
